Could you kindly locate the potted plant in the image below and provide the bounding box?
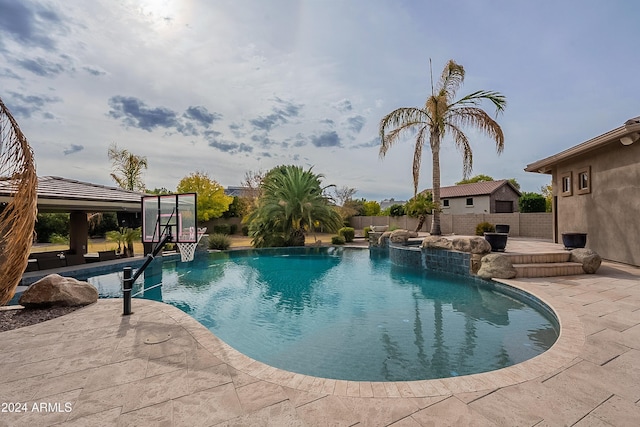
[484,232,508,252]
[562,232,587,249]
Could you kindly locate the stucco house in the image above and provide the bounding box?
[525,116,640,266]
[424,180,521,215]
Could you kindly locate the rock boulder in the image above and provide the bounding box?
[421,236,453,250]
[389,229,418,243]
[451,237,492,255]
[19,274,98,308]
[570,248,602,274]
[477,254,517,279]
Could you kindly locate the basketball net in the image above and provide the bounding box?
[176,227,207,262]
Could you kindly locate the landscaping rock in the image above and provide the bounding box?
[377,231,392,247]
[19,274,98,308]
[389,229,418,243]
[451,237,492,255]
[421,236,453,250]
[477,254,517,279]
[570,248,602,274]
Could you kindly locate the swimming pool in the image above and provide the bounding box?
[88,247,559,381]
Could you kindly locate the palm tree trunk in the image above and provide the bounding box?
[415,214,426,232]
[430,133,442,235]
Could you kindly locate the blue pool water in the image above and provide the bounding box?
[87,247,558,381]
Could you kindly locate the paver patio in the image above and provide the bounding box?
[1,239,639,426]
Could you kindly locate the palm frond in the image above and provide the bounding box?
[412,126,427,196]
[446,123,473,179]
[451,90,506,115]
[379,107,429,157]
[437,60,465,102]
[448,107,505,154]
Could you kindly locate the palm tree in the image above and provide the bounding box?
[404,192,435,232]
[379,59,506,235]
[245,165,343,247]
[108,143,148,192]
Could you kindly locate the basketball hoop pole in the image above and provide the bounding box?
[123,233,171,315]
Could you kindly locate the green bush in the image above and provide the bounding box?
[338,227,355,242]
[208,233,231,250]
[213,224,231,235]
[49,233,69,244]
[331,235,346,245]
[35,213,69,243]
[364,226,371,239]
[389,204,405,217]
[241,225,249,236]
[475,221,495,236]
[519,192,547,213]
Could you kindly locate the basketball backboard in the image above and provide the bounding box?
[141,193,197,244]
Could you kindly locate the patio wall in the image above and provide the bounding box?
[350,213,552,239]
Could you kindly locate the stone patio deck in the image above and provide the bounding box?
[1,239,639,426]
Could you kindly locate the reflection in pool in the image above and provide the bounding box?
[87,247,559,381]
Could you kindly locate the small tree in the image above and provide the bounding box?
[519,192,546,213]
[455,174,494,185]
[389,204,405,217]
[177,172,234,221]
[404,192,435,232]
[362,200,381,216]
[108,143,148,192]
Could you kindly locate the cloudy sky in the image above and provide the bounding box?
[1,0,638,201]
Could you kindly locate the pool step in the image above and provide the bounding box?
[512,262,584,278]
[503,252,584,278]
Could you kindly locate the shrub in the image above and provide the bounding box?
[364,226,371,239]
[338,227,355,242]
[230,224,238,235]
[163,243,176,252]
[241,225,249,236]
[213,223,231,235]
[389,204,405,217]
[208,233,231,250]
[49,233,69,244]
[519,192,547,213]
[475,222,495,236]
[331,235,346,245]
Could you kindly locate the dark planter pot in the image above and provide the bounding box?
[495,224,510,234]
[562,233,587,249]
[484,232,508,252]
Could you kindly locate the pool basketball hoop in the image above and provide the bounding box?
[176,227,207,262]
[122,193,198,315]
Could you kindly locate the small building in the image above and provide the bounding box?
[424,180,521,215]
[525,116,640,266]
[0,176,145,256]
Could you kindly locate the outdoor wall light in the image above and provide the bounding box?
[620,132,639,146]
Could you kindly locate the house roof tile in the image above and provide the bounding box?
[423,180,520,199]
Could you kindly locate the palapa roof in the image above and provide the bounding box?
[0,176,147,212]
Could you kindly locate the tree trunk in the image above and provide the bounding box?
[430,133,442,235]
[288,228,305,246]
[415,214,426,232]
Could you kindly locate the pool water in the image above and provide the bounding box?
[88,247,558,381]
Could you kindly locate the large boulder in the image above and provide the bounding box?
[451,237,492,255]
[19,274,98,308]
[477,254,517,279]
[389,229,418,243]
[421,236,491,255]
[570,248,602,274]
[421,236,453,250]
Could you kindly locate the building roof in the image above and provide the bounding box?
[0,176,146,212]
[424,180,521,199]
[525,116,640,174]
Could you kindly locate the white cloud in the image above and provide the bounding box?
[0,0,638,201]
